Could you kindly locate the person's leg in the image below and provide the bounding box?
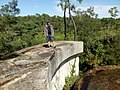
[50,41,54,47]
[47,36,51,47]
[50,41,56,48]
[48,41,51,47]
[49,36,56,48]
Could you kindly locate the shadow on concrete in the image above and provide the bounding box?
[0,53,20,60]
[43,44,50,48]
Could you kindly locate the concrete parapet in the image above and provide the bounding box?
[0,41,83,90]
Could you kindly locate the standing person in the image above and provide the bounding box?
[44,20,56,48]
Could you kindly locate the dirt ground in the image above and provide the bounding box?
[73,66,120,90]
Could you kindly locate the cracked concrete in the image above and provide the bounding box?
[0,41,83,90]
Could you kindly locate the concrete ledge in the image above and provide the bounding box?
[0,41,83,90]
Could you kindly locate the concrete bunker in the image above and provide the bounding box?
[0,41,83,90]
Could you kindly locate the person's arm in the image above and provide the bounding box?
[44,26,48,37]
[51,25,54,37]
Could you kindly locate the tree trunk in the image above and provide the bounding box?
[71,15,77,41]
[64,8,67,40]
[69,10,77,41]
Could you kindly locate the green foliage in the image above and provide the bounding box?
[63,75,78,90]
[78,16,120,72]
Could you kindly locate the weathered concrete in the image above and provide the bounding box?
[0,41,83,90]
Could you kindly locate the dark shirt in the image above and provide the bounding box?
[44,25,54,37]
[47,26,51,35]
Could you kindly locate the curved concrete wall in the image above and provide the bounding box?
[0,41,83,90]
[48,41,83,90]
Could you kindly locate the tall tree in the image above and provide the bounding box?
[86,6,98,18]
[0,0,20,16]
[108,7,119,30]
[58,0,82,40]
[68,0,82,41]
[58,0,68,40]
[108,7,119,18]
[68,0,76,41]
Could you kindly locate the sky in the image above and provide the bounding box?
[0,0,120,18]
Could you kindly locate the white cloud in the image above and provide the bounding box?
[53,0,64,16]
[33,5,40,9]
[55,5,63,16]
[54,3,76,17]
[94,5,120,18]
[55,6,75,17]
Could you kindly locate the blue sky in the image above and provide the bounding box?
[0,0,120,18]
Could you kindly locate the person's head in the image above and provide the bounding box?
[46,20,51,26]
